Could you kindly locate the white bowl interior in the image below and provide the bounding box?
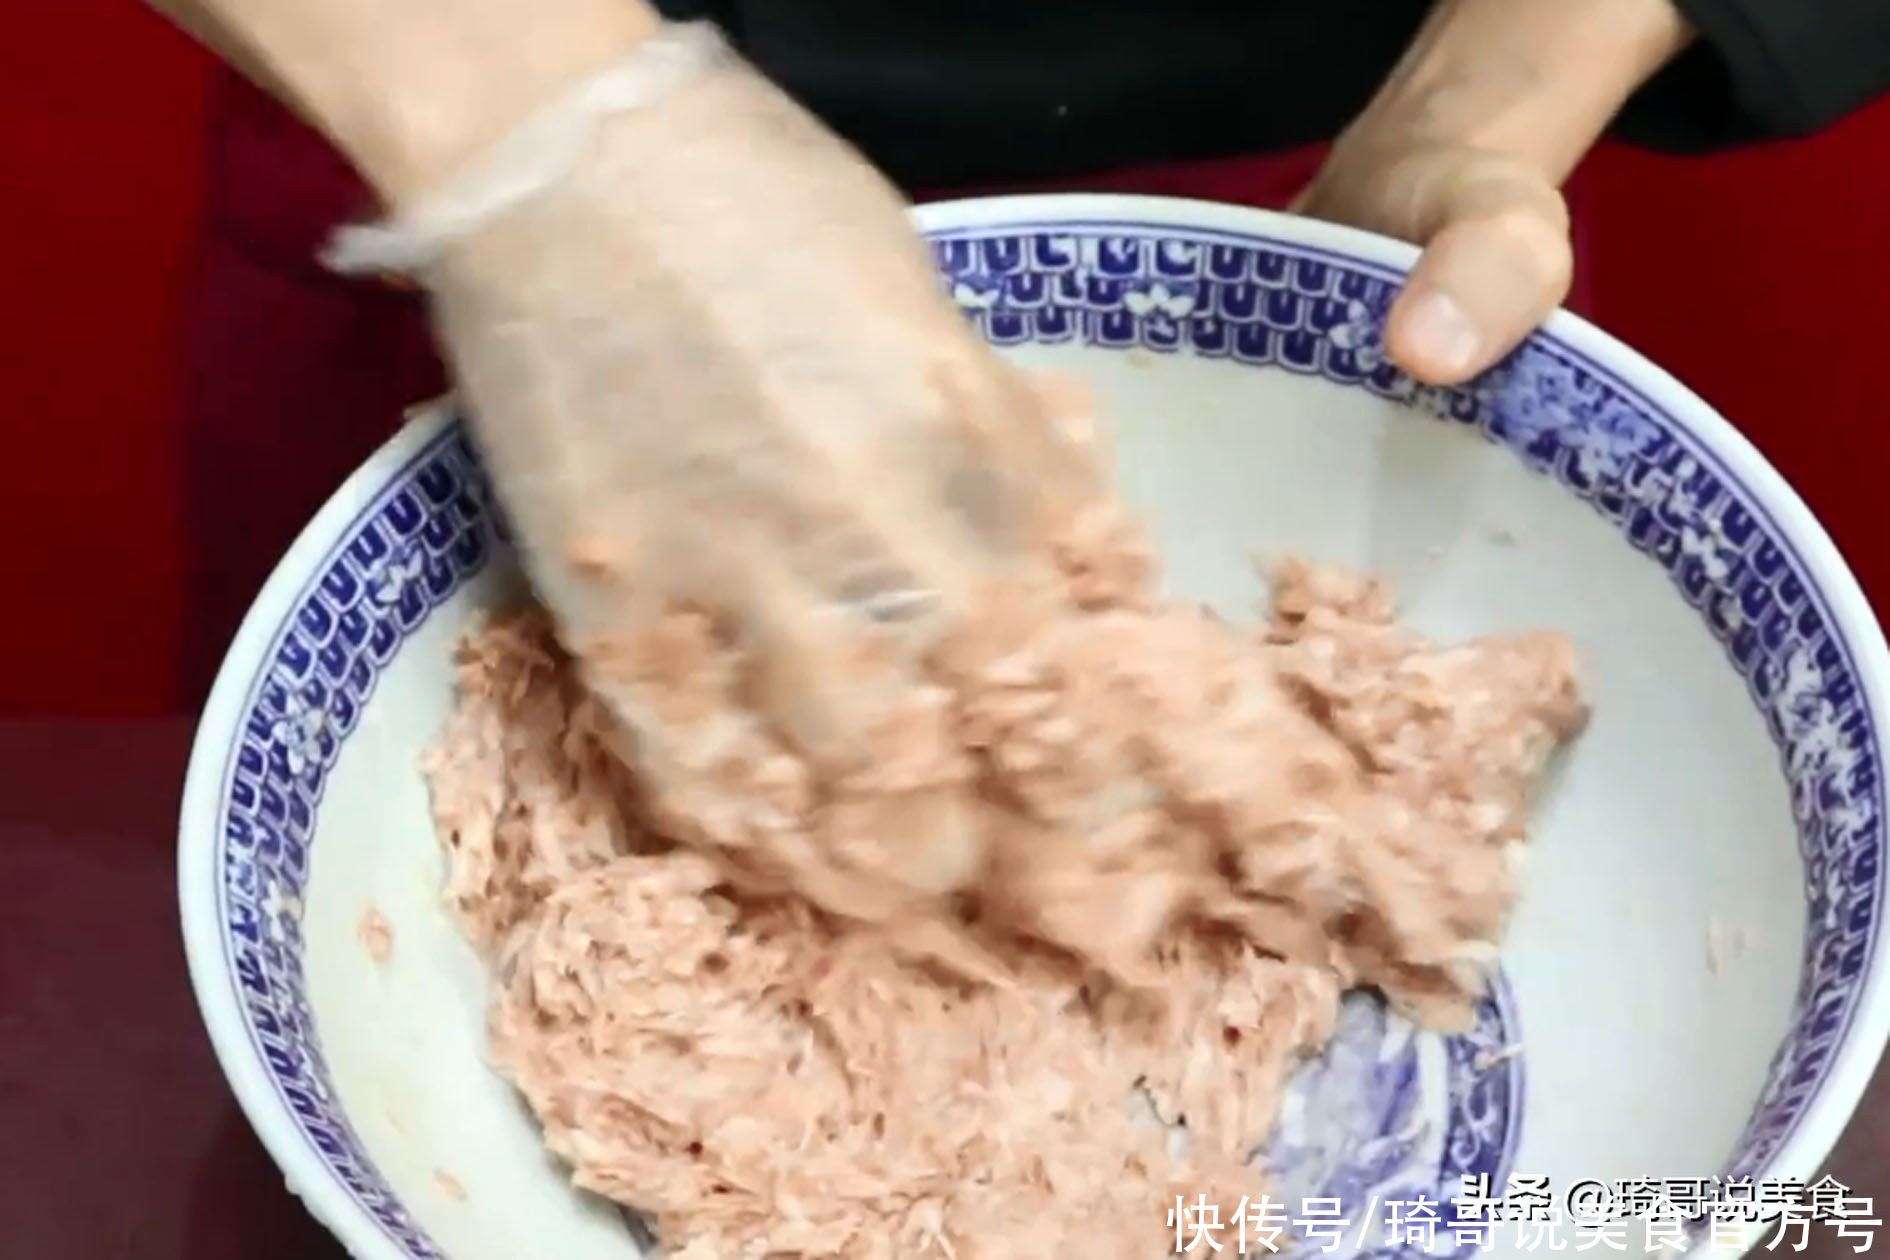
[181,197,1890,1260]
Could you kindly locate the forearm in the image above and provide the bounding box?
[144,0,294,101]
[1352,0,1695,182]
[146,0,662,201]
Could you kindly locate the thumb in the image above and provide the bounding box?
[1385,162,1573,385]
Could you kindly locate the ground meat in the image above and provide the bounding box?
[357,906,393,965]
[420,498,1585,1259]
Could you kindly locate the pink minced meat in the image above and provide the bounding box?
[420,503,1585,1259]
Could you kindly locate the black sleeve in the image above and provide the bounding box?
[1613,0,1890,152]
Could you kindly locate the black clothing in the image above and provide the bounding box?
[657,0,1890,188]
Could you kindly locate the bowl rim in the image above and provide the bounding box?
[178,192,1890,1260]
[178,405,455,1260]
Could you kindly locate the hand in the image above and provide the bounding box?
[338,27,1096,772]
[1289,0,1692,386]
[1291,140,1571,386]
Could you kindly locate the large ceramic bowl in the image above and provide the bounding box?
[180,195,1890,1260]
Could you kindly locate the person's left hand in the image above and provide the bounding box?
[1292,137,1572,387]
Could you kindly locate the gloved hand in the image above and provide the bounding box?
[329,25,1097,771]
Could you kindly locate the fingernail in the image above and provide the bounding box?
[1402,289,1482,379]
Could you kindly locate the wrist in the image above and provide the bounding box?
[355,2,666,202]
[196,0,664,203]
[1348,0,1693,182]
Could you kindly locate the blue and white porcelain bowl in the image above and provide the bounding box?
[179,195,1890,1260]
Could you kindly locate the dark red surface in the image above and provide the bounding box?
[3,2,1890,1257]
[0,722,345,1259]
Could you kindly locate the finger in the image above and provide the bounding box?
[656,415,988,647]
[558,513,886,763]
[1024,367,1112,485]
[1284,174,1324,217]
[554,544,712,761]
[731,538,916,769]
[926,353,1108,553]
[533,521,659,668]
[732,549,985,895]
[783,351,1087,642]
[836,471,992,634]
[1385,174,1572,385]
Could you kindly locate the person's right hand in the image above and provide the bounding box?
[336,25,1097,774]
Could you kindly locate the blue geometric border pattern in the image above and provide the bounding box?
[216,427,496,1260]
[208,222,1882,1259]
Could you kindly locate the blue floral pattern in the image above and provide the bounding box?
[1267,981,1522,1260]
[199,219,1883,1260]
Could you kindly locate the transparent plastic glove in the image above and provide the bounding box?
[331,26,1096,773]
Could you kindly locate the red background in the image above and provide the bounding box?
[1,0,1886,718]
